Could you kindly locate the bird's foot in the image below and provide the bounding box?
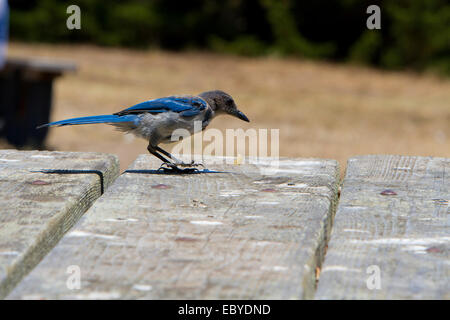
[175,160,204,168]
[157,162,201,174]
[158,162,179,170]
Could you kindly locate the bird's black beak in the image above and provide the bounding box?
[234,110,250,122]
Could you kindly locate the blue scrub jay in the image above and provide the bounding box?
[38,90,249,169]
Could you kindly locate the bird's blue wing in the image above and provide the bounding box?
[115,96,207,117]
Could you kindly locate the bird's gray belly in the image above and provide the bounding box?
[125,112,205,145]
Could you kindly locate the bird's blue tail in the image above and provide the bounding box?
[37,114,139,129]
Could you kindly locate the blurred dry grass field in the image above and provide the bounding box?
[5,42,450,174]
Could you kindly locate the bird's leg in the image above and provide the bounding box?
[147,144,178,169]
[154,146,204,168]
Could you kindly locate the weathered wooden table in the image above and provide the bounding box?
[0,150,118,299]
[0,152,448,299]
[316,155,449,299]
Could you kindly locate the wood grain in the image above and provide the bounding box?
[316,155,450,299]
[8,155,339,299]
[0,150,119,299]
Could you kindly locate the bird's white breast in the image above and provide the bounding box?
[122,108,214,145]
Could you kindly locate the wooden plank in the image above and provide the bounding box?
[316,155,450,299]
[8,155,339,299]
[0,150,119,299]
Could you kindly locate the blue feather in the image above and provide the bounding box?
[37,96,207,129]
[37,114,139,129]
[115,96,207,116]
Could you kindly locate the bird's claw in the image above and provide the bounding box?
[158,162,177,170]
[176,160,204,168]
[157,162,202,173]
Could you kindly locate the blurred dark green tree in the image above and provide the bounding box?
[8,0,450,75]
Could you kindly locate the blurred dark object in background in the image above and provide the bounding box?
[1,0,76,149]
[0,58,76,148]
[7,0,450,75]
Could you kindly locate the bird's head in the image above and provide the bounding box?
[199,90,249,122]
